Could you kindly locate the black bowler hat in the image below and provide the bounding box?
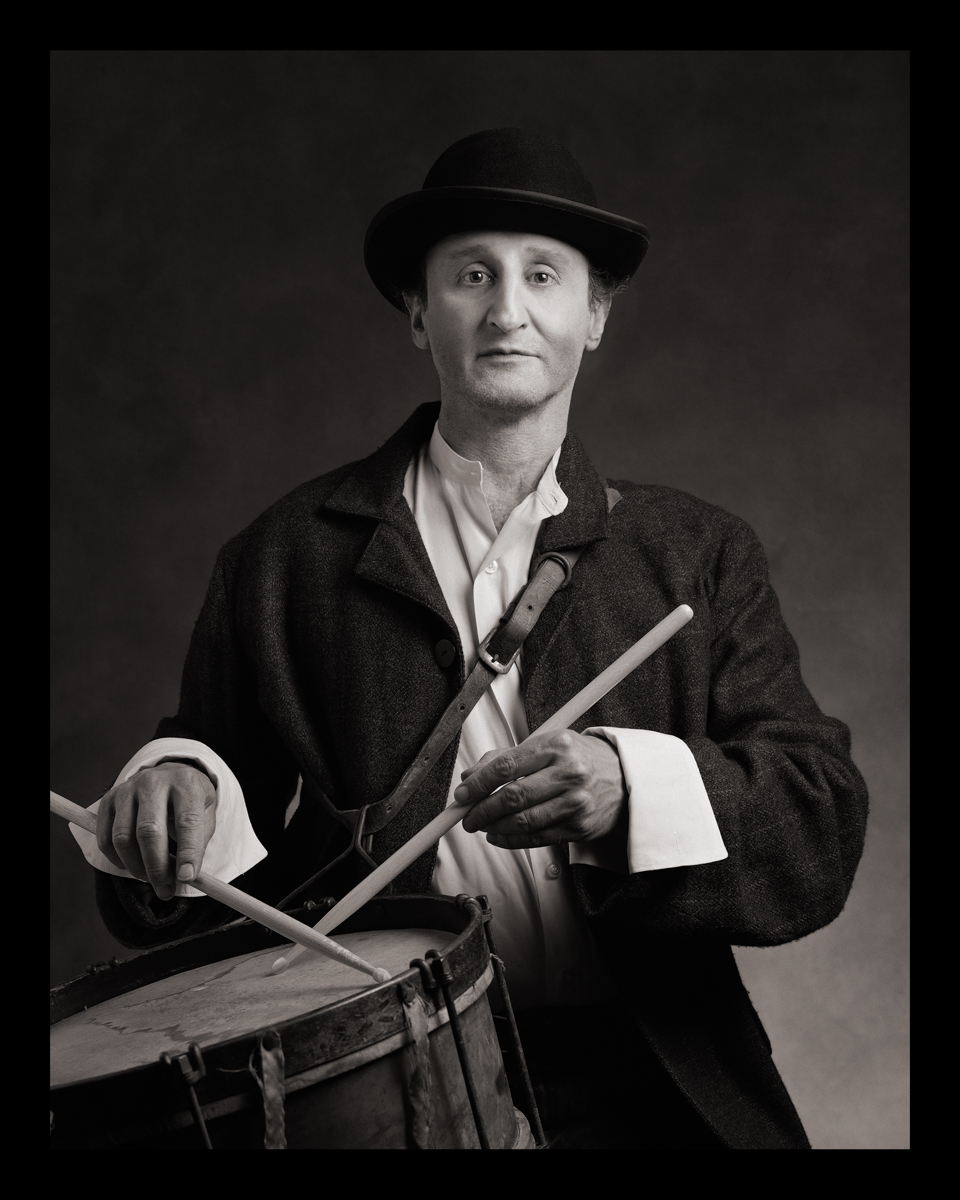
[364,128,650,310]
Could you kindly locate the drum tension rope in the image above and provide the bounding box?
[251,1029,287,1150]
[412,949,491,1150]
[399,979,433,1149]
[472,894,548,1149]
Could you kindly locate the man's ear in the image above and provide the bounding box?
[584,295,613,353]
[404,294,431,351]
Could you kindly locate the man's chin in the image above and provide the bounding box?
[455,381,557,417]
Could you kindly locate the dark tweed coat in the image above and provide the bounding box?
[97,401,868,1149]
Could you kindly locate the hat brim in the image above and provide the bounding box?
[364,186,650,311]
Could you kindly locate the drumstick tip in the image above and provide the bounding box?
[270,956,389,983]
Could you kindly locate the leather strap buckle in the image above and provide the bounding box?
[477,619,523,675]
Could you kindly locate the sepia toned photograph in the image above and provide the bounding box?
[51,50,908,1150]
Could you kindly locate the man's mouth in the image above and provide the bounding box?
[478,349,536,357]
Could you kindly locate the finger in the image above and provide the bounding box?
[483,791,588,849]
[171,784,214,885]
[109,789,151,884]
[482,792,582,849]
[96,791,127,872]
[134,786,176,899]
[461,768,572,833]
[486,825,573,850]
[458,748,503,783]
[478,792,586,844]
[453,744,557,807]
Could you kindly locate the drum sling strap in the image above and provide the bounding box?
[277,544,584,911]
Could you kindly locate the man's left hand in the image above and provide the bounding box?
[454,730,626,849]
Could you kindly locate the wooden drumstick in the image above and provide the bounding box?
[49,792,392,984]
[272,603,694,974]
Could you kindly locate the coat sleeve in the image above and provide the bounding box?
[94,540,305,947]
[152,539,302,834]
[572,520,869,948]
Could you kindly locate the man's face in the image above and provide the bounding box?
[407,230,610,419]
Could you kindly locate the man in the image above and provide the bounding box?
[75,129,868,1148]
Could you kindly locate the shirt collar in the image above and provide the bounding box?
[428,422,568,518]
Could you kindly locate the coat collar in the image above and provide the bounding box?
[324,402,441,522]
[536,424,611,554]
[325,400,610,544]
[322,401,610,624]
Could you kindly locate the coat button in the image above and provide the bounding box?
[545,861,562,880]
[434,639,456,669]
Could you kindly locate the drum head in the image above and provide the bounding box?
[51,927,455,1088]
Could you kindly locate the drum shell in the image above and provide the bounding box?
[50,894,530,1149]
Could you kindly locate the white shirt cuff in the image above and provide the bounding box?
[70,738,269,898]
[569,728,728,876]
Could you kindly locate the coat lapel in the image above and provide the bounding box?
[322,402,457,631]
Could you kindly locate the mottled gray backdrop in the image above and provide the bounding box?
[50,50,909,1149]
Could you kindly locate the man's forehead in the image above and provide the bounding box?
[432,231,583,262]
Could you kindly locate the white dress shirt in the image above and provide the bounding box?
[72,423,727,1008]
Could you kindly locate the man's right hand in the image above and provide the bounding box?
[96,762,217,900]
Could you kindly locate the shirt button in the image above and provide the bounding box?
[545,861,562,880]
[434,639,456,669]
[484,560,498,574]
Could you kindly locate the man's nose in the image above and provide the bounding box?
[486,277,527,333]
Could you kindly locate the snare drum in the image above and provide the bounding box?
[50,894,534,1149]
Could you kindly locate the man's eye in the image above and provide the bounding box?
[463,270,488,284]
[532,272,554,285]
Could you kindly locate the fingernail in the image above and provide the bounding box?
[157,885,174,900]
[454,785,470,804]
[177,863,195,882]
